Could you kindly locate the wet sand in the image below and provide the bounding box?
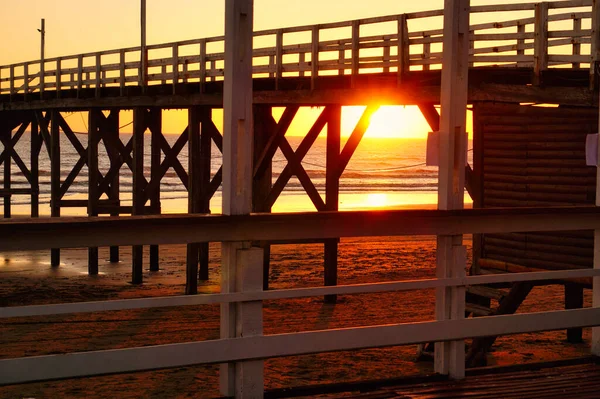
[0,236,593,398]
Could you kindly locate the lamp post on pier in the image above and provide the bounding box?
[38,18,45,98]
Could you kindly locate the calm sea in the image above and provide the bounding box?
[3,133,473,215]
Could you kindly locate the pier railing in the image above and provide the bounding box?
[0,0,598,99]
[0,207,600,385]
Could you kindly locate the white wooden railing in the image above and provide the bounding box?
[1,207,600,386]
[0,0,598,99]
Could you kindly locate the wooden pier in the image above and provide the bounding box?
[1,0,600,397]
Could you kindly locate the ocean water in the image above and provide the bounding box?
[2,132,473,215]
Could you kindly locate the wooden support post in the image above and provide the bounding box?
[30,115,40,217]
[311,26,319,90]
[200,39,207,93]
[423,34,431,72]
[106,110,120,262]
[565,283,584,343]
[95,55,101,98]
[50,111,61,266]
[275,30,283,90]
[172,44,179,95]
[351,20,360,89]
[435,0,469,380]
[593,45,600,355]
[132,107,146,284]
[221,0,262,396]
[186,106,201,295]
[56,58,62,99]
[471,103,484,275]
[119,50,126,96]
[383,38,391,73]
[199,107,213,281]
[325,105,341,304]
[149,109,161,272]
[77,55,83,96]
[516,23,526,68]
[533,2,549,86]
[572,17,582,70]
[88,109,100,275]
[252,105,274,290]
[23,63,29,101]
[397,14,409,86]
[1,129,11,218]
[591,0,600,89]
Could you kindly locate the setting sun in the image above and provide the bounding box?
[366,193,388,208]
[342,106,433,139]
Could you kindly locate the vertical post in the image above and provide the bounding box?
[593,41,600,354]
[311,26,319,90]
[572,17,582,69]
[435,0,469,380]
[275,29,283,90]
[149,109,161,272]
[1,130,11,218]
[107,110,120,263]
[565,283,584,343]
[30,115,40,217]
[299,53,306,77]
[9,65,14,101]
[423,34,431,71]
[141,0,148,90]
[383,38,391,73]
[199,107,212,281]
[132,107,145,284]
[200,39,207,93]
[533,2,549,85]
[88,109,99,275]
[324,105,341,304]
[56,58,62,98]
[221,0,262,396]
[397,14,409,86]
[351,20,360,88]
[95,54,101,98]
[591,0,600,89]
[23,63,29,100]
[252,105,274,290]
[187,106,201,295]
[50,111,61,266]
[172,44,179,95]
[119,49,126,96]
[516,22,526,67]
[40,18,45,99]
[77,55,83,96]
[471,103,484,275]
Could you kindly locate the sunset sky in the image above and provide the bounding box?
[0,0,571,137]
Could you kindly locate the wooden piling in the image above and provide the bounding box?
[30,114,40,218]
[106,110,120,263]
[50,111,61,267]
[199,107,212,281]
[324,105,341,304]
[149,108,161,272]
[132,107,145,284]
[565,283,584,343]
[186,106,201,295]
[88,109,100,275]
[1,129,11,218]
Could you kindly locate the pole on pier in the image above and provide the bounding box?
[30,114,40,217]
[39,19,45,99]
[220,0,263,396]
[435,0,469,379]
[88,109,100,275]
[132,108,145,284]
[106,110,121,263]
[252,105,274,291]
[149,108,161,272]
[186,106,201,294]
[140,0,148,90]
[324,105,341,304]
[50,111,61,267]
[198,107,212,281]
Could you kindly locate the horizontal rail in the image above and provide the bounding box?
[2,268,599,319]
[1,207,599,251]
[1,307,598,385]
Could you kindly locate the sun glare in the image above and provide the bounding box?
[366,193,388,208]
[342,106,432,139]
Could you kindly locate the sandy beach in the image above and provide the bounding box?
[0,234,593,398]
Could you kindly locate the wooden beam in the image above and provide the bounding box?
[565,283,584,343]
[198,107,213,281]
[50,111,61,266]
[30,114,40,217]
[105,110,121,262]
[418,103,440,132]
[88,109,100,275]
[149,108,161,272]
[325,105,341,304]
[337,105,379,178]
[187,106,201,294]
[436,0,470,380]
[1,129,10,218]
[132,107,146,284]
[221,0,260,395]
[534,2,549,85]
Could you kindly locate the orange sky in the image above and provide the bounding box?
[0,0,570,138]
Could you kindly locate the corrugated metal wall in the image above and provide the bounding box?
[475,102,598,271]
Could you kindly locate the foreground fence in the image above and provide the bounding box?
[1,0,599,98]
[1,207,600,393]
